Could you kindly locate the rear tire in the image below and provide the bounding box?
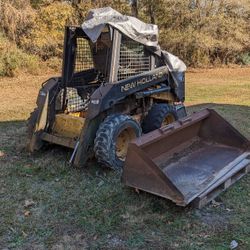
[142,103,178,133]
[94,114,141,170]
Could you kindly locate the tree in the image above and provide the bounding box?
[130,0,138,17]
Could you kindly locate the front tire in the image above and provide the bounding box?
[94,114,141,170]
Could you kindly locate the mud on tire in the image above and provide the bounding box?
[94,114,141,170]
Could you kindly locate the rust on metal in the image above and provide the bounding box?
[122,109,250,207]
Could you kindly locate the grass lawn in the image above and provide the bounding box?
[0,68,249,249]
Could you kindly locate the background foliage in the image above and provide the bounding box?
[0,0,249,76]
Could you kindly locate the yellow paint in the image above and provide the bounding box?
[68,111,87,118]
[52,114,85,139]
[68,112,81,117]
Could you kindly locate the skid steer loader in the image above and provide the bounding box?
[27,8,187,170]
[27,8,249,207]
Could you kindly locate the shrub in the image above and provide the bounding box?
[0,0,36,45]
[1,0,250,69]
[239,53,250,65]
[0,34,40,77]
[21,2,75,60]
[139,0,250,66]
[0,50,21,77]
[46,56,62,71]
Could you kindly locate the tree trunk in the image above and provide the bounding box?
[148,4,155,24]
[131,0,138,17]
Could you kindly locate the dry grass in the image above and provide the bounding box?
[0,68,249,249]
[186,67,250,138]
[186,67,250,106]
[0,72,58,121]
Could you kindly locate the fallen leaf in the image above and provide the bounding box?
[135,188,140,194]
[98,180,104,187]
[211,199,222,207]
[25,174,33,177]
[230,240,238,249]
[121,213,130,219]
[22,231,28,237]
[24,199,35,208]
[24,210,31,217]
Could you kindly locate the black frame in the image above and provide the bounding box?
[29,25,185,167]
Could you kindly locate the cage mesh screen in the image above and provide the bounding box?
[69,37,94,112]
[118,37,151,81]
[57,87,89,113]
[60,38,94,113]
[74,38,94,72]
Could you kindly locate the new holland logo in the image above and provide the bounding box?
[121,71,165,92]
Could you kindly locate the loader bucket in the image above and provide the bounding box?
[122,109,250,208]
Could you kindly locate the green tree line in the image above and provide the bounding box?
[0,0,249,76]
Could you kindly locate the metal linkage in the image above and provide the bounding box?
[118,36,151,81]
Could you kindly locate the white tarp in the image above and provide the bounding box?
[82,7,186,73]
[82,7,159,48]
[162,51,187,72]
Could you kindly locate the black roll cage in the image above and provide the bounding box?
[61,25,158,89]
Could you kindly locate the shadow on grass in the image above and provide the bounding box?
[0,103,249,249]
[0,102,249,192]
[0,102,249,194]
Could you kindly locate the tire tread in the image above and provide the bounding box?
[94,114,141,170]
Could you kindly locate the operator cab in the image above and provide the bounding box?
[57,25,163,116]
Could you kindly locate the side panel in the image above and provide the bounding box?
[169,71,185,102]
[88,66,169,119]
[27,78,60,151]
[52,114,85,138]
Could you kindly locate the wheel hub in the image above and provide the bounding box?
[116,127,136,160]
